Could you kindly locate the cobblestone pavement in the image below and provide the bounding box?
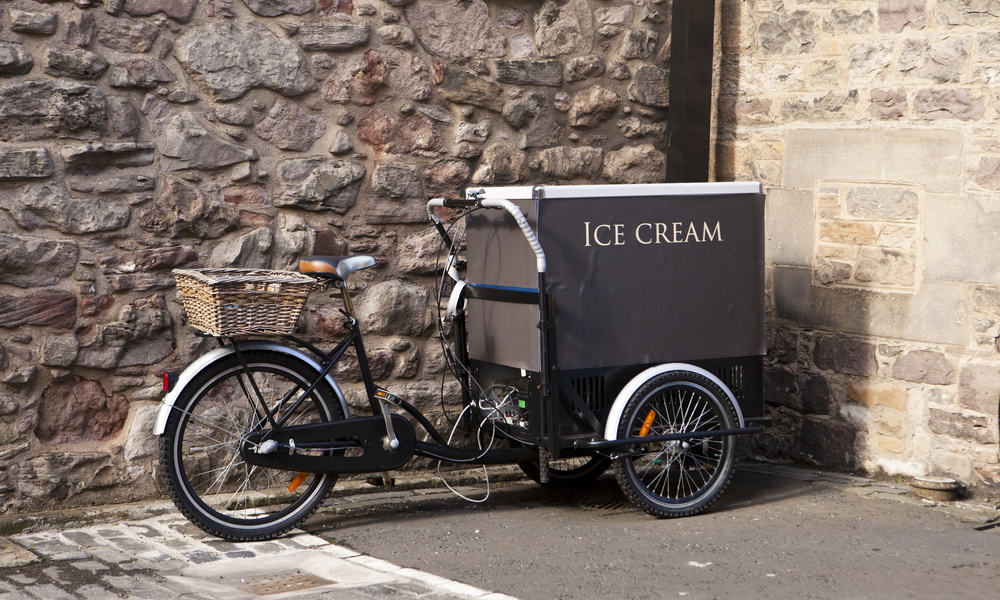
[0,508,518,600]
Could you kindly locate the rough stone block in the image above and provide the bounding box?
[275,157,365,214]
[764,367,801,411]
[40,335,79,368]
[854,247,915,287]
[936,0,1000,27]
[10,9,58,35]
[626,64,669,108]
[108,58,175,88]
[822,9,874,33]
[874,434,905,454]
[601,143,665,183]
[0,42,34,76]
[618,28,658,60]
[783,129,964,194]
[253,100,326,152]
[892,350,955,385]
[36,379,127,444]
[0,291,77,329]
[958,363,1000,414]
[535,146,602,180]
[814,335,877,376]
[405,0,505,60]
[0,148,53,180]
[495,59,563,86]
[568,86,620,128]
[779,91,859,122]
[818,221,879,245]
[241,0,313,18]
[869,88,906,120]
[758,10,815,55]
[298,23,371,51]
[799,416,858,470]
[437,67,504,112]
[0,80,107,142]
[371,162,423,199]
[801,374,833,415]
[879,0,927,33]
[422,158,470,197]
[173,21,314,101]
[533,0,594,58]
[848,381,907,411]
[774,266,968,346]
[845,186,919,221]
[913,88,985,121]
[928,407,995,445]
[0,233,78,288]
[97,16,159,53]
[356,280,429,336]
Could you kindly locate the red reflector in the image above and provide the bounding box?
[163,372,178,392]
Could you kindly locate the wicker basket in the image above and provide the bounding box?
[173,268,318,336]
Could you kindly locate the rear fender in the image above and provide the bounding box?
[153,341,350,435]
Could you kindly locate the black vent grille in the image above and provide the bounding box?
[709,364,745,403]
[570,376,609,415]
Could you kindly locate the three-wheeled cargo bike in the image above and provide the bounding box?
[155,182,768,540]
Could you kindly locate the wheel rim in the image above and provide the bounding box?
[623,381,732,507]
[172,363,334,528]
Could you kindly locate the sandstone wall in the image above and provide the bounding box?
[720,0,1000,488]
[0,0,672,512]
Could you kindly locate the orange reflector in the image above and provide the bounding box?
[288,471,309,493]
[638,409,656,437]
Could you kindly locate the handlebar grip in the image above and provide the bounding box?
[441,198,479,208]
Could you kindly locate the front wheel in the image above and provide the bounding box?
[159,350,345,541]
[613,370,738,518]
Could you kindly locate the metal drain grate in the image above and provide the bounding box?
[240,572,334,596]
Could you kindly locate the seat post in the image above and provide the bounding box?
[335,280,357,317]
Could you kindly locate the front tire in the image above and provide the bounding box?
[613,370,738,518]
[159,350,344,541]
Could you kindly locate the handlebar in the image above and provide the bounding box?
[440,198,479,208]
[426,196,547,275]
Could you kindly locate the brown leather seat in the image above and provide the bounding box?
[298,255,376,282]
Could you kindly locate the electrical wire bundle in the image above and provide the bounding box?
[429,205,532,503]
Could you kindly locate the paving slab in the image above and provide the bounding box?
[2,513,516,600]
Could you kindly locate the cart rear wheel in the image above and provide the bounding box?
[613,370,737,518]
[518,454,610,487]
[159,351,343,541]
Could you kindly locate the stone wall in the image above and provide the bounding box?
[0,0,673,512]
[719,0,1000,488]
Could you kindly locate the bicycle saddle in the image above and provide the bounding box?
[298,255,376,282]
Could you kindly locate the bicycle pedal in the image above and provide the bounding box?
[374,387,403,406]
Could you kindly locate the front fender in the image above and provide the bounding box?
[602,363,745,442]
[153,341,350,435]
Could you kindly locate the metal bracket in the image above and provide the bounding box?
[374,388,402,451]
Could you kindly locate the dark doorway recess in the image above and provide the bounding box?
[665,0,716,183]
